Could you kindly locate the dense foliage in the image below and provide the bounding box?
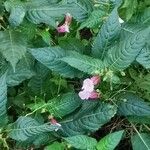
[0,0,150,149]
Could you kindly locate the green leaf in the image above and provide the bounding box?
[119,0,138,21]
[59,102,117,136]
[117,92,150,117]
[77,0,94,14]
[61,51,104,74]
[64,135,97,150]
[9,116,61,141]
[5,0,89,27]
[0,73,7,126]
[18,20,37,40]
[130,7,150,25]
[6,54,35,86]
[0,30,27,70]
[104,27,150,71]
[26,1,88,27]
[45,142,65,150]
[29,47,81,78]
[46,92,82,118]
[58,37,85,53]
[136,44,150,69]
[92,8,121,59]
[128,116,150,124]
[5,1,26,27]
[136,74,150,94]
[33,133,51,148]
[79,9,106,29]
[131,133,150,150]
[28,62,49,95]
[96,130,124,150]
[38,30,52,45]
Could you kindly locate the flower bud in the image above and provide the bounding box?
[90,76,100,85]
[89,91,100,99]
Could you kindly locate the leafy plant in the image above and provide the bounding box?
[0,0,150,149]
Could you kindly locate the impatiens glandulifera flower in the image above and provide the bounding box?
[48,115,61,131]
[79,75,101,100]
[57,13,72,33]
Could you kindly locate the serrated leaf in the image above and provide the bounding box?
[5,0,89,27]
[119,0,138,21]
[79,9,106,29]
[27,92,81,118]
[117,92,150,117]
[5,0,26,26]
[26,1,88,27]
[96,130,124,150]
[58,37,85,53]
[29,47,81,78]
[47,92,82,118]
[16,132,56,149]
[131,7,150,25]
[136,44,150,69]
[59,102,117,136]
[28,62,49,95]
[6,54,35,86]
[33,133,51,148]
[7,6,25,26]
[136,74,150,94]
[61,51,104,74]
[0,30,27,70]
[77,0,94,13]
[18,20,37,40]
[92,8,121,59]
[104,27,150,71]
[9,116,61,141]
[131,133,150,150]
[64,135,97,150]
[128,116,150,124]
[0,73,7,125]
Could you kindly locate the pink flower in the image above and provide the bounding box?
[57,13,72,33]
[49,116,61,131]
[79,90,99,100]
[78,75,101,100]
[82,78,94,92]
[57,23,69,33]
[90,76,100,85]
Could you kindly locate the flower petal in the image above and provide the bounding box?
[57,24,69,33]
[78,90,91,100]
[82,78,94,92]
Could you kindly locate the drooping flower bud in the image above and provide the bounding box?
[48,116,61,131]
[89,91,100,99]
[90,76,100,85]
